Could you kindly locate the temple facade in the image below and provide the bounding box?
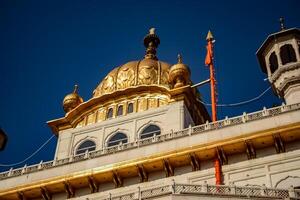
[0,25,300,200]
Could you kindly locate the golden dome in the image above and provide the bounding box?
[63,85,84,113]
[169,54,191,88]
[93,28,171,97]
[93,58,171,97]
[49,28,210,134]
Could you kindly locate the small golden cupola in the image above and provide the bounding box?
[169,54,191,88]
[62,85,83,113]
[48,29,210,134]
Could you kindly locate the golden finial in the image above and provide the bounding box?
[177,54,182,64]
[63,84,83,113]
[149,28,155,35]
[206,30,214,41]
[73,84,79,93]
[143,28,160,59]
[279,17,285,31]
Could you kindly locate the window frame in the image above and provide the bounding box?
[107,132,128,147]
[75,140,96,155]
[140,124,161,139]
[127,102,134,114]
[107,107,113,119]
[117,105,123,116]
[280,44,297,65]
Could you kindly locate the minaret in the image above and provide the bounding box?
[256,18,300,104]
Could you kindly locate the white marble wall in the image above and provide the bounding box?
[54,101,191,160]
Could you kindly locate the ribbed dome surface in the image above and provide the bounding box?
[93,58,171,97]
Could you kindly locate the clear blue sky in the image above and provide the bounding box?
[0,0,299,171]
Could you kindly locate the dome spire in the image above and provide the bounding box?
[279,17,285,31]
[73,84,79,93]
[177,54,183,64]
[143,28,160,60]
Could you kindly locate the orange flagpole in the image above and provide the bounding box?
[205,30,222,185]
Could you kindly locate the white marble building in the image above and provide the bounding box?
[0,26,300,200]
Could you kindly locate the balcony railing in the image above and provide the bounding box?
[0,103,299,180]
[90,182,300,200]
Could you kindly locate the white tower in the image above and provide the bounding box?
[257,18,300,104]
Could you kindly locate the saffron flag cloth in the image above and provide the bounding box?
[205,42,213,66]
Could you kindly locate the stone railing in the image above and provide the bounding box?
[89,182,300,200]
[0,103,300,180]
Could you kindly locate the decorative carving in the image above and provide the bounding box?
[63,181,75,198]
[189,153,200,171]
[40,187,51,200]
[245,140,256,159]
[117,66,135,89]
[137,164,148,182]
[87,176,98,193]
[101,75,115,94]
[97,108,106,122]
[275,175,300,188]
[112,171,123,188]
[17,192,26,200]
[148,98,157,109]
[160,70,170,86]
[138,98,148,111]
[158,98,168,106]
[87,112,96,125]
[138,65,157,85]
[216,147,228,165]
[273,134,285,153]
[76,119,84,128]
[163,159,174,177]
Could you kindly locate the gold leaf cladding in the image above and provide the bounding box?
[117,66,135,89]
[93,82,103,97]
[138,98,148,111]
[87,113,96,125]
[76,119,84,128]
[148,98,157,109]
[159,98,168,106]
[138,65,157,85]
[97,108,106,122]
[101,75,115,94]
[160,70,169,87]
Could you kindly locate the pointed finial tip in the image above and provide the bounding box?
[149,28,155,35]
[279,17,285,31]
[206,30,214,40]
[177,54,182,63]
[73,84,79,93]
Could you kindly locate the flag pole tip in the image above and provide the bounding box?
[206,30,214,40]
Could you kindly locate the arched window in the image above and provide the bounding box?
[76,140,96,155]
[140,125,161,139]
[117,105,123,116]
[269,52,278,73]
[107,132,128,147]
[127,103,133,114]
[107,108,113,119]
[280,44,296,65]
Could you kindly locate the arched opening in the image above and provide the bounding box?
[107,132,128,147]
[127,103,133,114]
[107,108,113,119]
[269,52,278,73]
[76,140,96,155]
[117,105,123,116]
[140,124,161,139]
[280,44,297,65]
